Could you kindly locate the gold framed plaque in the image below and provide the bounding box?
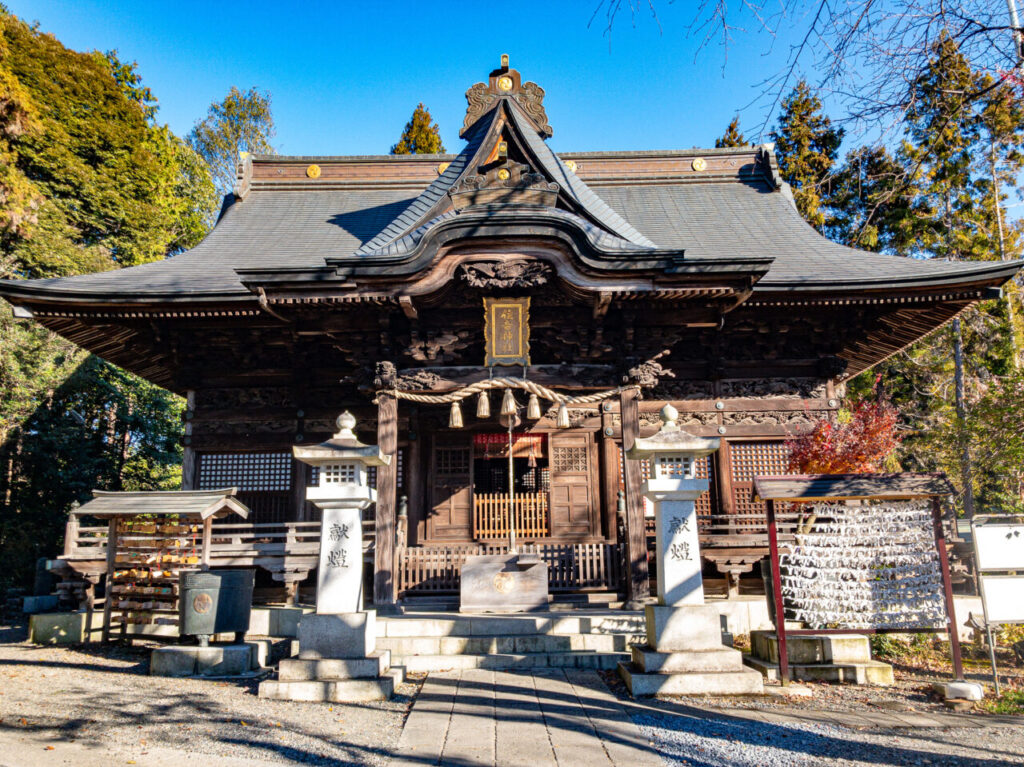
[484,297,530,367]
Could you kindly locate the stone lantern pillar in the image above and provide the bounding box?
[619,404,764,696]
[627,403,719,606]
[294,411,388,614]
[259,412,395,702]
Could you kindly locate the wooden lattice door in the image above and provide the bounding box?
[427,438,473,541]
[548,432,598,540]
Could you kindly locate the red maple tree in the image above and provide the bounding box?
[786,387,901,474]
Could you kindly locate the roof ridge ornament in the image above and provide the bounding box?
[461,54,553,139]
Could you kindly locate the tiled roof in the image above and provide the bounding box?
[1,146,1019,302]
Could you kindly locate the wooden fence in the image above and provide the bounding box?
[396,541,624,595]
[473,492,549,539]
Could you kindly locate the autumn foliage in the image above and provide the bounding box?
[786,392,901,474]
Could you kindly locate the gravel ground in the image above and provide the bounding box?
[0,622,419,766]
[600,669,1024,767]
[633,712,1024,767]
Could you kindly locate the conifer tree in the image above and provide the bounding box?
[391,103,445,155]
[770,81,844,229]
[188,86,276,196]
[714,116,746,148]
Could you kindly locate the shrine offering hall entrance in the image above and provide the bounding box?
[427,430,601,545]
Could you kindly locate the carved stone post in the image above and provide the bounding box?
[619,387,650,608]
[374,392,398,609]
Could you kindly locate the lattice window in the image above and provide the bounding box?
[656,455,694,479]
[730,440,790,483]
[436,447,470,476]
[552,446,587,473]
[197,452,292,491]
[323,463,357,484]
[310,448,403,490]
[729,440,791,519]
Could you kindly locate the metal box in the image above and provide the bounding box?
[179,569,255,645]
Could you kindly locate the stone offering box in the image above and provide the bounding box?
[460,553,549,613]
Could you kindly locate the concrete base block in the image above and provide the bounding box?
[22,595,59,614]
[150,644,257,677]
[247,606,311,638]
[258,673,395,702]
[645,604,724,652]
[631,646,744,674]
[278,651,391,681]
[297,611,375,659]
[751,631,873,664]
[29,611,86,644]
[246,639,273,668]
[618,661,765,697]
[744,655,895,685]
[933,680,984,701]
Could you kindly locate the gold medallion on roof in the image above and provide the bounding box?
[306,164,322,179]
[691,157,707,172]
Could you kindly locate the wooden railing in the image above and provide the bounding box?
[396,542,624,595]
[473,492,548,539]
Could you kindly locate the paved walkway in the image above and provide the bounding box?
[388,668,664,767]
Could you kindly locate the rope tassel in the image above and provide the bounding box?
[476,391,491,419]
[556,402,570,429]
[526,393,541,420]
[449,401,464,429]
[500,388,517,416]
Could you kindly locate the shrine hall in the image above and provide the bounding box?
[2,57,1019,609]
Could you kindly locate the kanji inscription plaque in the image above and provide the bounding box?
[484,297,530,367]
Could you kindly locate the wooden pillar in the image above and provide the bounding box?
[406,408,422,547]
[181,390,197,490]
[374,393,398,609]
[101,518,118,643]
[619,388,650,607]
[600,410,619,543]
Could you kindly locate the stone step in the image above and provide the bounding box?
[379,613,646,638]
[259,671,397,702]
[618,662,766,697]
[750,631,873,664]
[378,632,643,656]
[744,655,895,686]
[278,650,390,681]
[396,651,628,673]
[631,646,745,674]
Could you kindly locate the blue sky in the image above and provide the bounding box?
[8,0,829,156]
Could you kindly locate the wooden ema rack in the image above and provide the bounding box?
[107,518,202,637]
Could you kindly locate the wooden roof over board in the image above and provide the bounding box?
[753,473,955,502]
[74,488,250,520]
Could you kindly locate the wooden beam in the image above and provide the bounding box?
[619,388,650,607]
[374,392,398,608]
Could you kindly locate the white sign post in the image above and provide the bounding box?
[971,515,1024,695]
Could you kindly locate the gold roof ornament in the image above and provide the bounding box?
[306,164,322,179]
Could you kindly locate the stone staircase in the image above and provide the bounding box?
[375,611,646,673]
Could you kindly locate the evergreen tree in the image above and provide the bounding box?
[0,9,213,589]
[770,81,844,229]
[714,116,746,148]
[825,145,917,253]
[188,86,276,196]
[391,103,445,155]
